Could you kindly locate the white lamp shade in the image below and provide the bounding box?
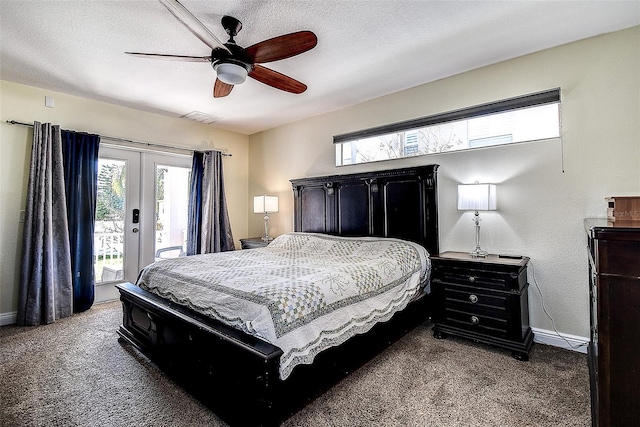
[457,183,497,211]
[254,195,279,213]
[214,62,248,85]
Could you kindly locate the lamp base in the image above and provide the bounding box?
[469,248,488,258]
[470,211,488,257]
[261,213,273,242]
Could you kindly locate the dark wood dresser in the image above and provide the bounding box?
[430,252,533,361]
[585,218,640,427]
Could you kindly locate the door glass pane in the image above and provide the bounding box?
[154,164,190,260]
[95,158,126,283]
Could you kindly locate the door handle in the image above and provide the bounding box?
[132,209,140,224]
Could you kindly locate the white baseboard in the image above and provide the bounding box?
[532,327,589,354]
[0,311,17,326]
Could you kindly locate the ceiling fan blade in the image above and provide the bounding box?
[125,52,211,62]
[249,65,307,94]
[245,31,317,64]
[214,79,234,98]
[158,0,231,54]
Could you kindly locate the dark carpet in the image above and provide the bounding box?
[0,301,590,426]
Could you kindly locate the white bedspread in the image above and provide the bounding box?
[136,232,430,380]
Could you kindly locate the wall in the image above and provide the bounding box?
[248,26,640,340]
[0,80,249,318]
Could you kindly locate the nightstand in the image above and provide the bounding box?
[240,237,271,249]
[430,251,533,361]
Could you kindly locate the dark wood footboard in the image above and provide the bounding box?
[117,282,284,424]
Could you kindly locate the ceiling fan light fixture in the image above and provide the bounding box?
[214,62,249,85]
[129,5,317,98]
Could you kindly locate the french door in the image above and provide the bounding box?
[94,146,191,302]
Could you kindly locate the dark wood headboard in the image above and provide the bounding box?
[290,165,439,256]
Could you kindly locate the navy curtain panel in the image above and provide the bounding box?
[186,151,204,255]
[61,130,100,313]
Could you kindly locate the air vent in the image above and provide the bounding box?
[181,111,223,125]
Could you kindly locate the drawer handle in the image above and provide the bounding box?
[470,316,480,325]
[469,294,478,304]
[468,276,476,283]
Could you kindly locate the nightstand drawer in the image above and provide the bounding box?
[240,237,270,249]
[443,308,509,338]
[434,267,520,292]
[439,283,509,316]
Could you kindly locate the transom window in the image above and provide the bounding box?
[334,89,561,166]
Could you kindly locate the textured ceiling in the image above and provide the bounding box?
[1,1,638,135]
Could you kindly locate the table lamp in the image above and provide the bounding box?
[253,194,279,241]
[457,183,496,257]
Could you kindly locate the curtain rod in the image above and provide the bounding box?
[5,120,232,157]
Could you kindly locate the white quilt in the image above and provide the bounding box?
[136,232,430,380]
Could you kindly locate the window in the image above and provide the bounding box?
[334,89,561,166]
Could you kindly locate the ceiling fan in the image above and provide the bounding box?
[126,0,317,98]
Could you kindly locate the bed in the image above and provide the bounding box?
[116,164,439,425]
